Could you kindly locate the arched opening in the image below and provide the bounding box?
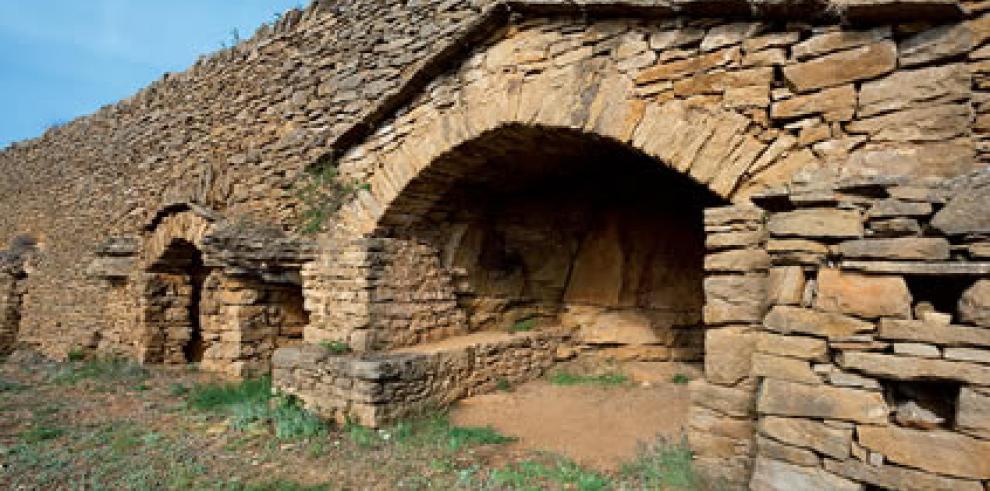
[142,239,210,364]
[366,125,726,467]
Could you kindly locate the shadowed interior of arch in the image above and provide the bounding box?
[143,238,209,364]
[365,124,728,466]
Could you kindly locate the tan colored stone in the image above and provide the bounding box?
[791,27,890,60]
[767,266,804,306]
[839,351,990,385]
[767,209,863,239]
[824,458,984,491]
[892,342,940,358]
[783,41,896,92]
[838,238,949,261]
[758,379,889,424]
[690,380,754,418]
[760,416,851,459]
[771,85,856,122]
[578,311,659,345]
[756,332,828,361]
[899,23,974,68]
[846,139,975,179]
[750,457,862,491]
[878,318,990,347]
[945,347,990,364]
[705,327,757,385]
[689,405,754,439]
[858,64,970,117]
[827,371,881,390]
[756,436,820,467]
[649,28,705,50]
[704,249,770,272]
[814,269,912,319]
[858,425,990,479]
[701,23,760,52]
[960,280,990,328]
[765,305,875,340]
[752,353,820,385]
[634,46,740,84]
[846,103,971,142]
[766,239,828,254]
[705,230,764,250]
[958,387,990,439]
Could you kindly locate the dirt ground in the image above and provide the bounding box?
[0,352,704,490]
[452,365,696,471]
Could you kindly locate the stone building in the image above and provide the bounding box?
[2,0,990,488]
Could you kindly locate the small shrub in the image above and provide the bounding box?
[0,378,25,392]
[509,318,536,333]
[671,373,690,385]
[345,418,380,448]
[549,370,629,387]
[294,164,372,234]
[319,340,351,355]
[445,426,515,450]
[489,458,608,491]
[168,383,190,397]
[272,397,327,440]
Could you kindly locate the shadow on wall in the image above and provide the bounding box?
[0,235,38,355]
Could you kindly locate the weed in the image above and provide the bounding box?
[187,376,271,412]
[67,348,86,361]
[671,373,691,385]
[20,425,64,443]
[509,318,536,333]
[549,370,629,387]
[319,340,351,355]
[52,357,148,386]
[271,397,327,440]
[345,418,380,448]
[445,425,515,450]
[495,377,512,392]
[294,164,371,234]
[0,378,25,392]
[620,438,700,489]
[168,383,190,397]
[489,458,609,491]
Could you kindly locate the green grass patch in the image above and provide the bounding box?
[0,377,25,392]
[489,458,609,491]
[620,439,701,490]
[20,425,65,443]
[187,376,327,441]
[671,373,691,385]
[347,412,516,451]
[549,370,629,387]
[509,318,536,333]
[52,357,149,386]
[495,377,512,392]
[319,340,351,355]
[187,376,271,412]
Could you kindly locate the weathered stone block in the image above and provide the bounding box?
[858,64,970,117]
[770,85,856,122]
[782,41,896,92]
[814,268,912,319]
[958,387,990,440]
[758,379,889,424]
[705,327,757,386]
[931,172,990,235]
[764,305,875,340]
[824,458,984,491]
[767,266,804,306]
[767,209,863,239]
[704,249,770,272]
[839,351,990,385]
[750,457,862,491]
[756,332,828,361]
[838,238,948,261]
[878,318,990,346]
[960,280,990,328]
[690,379,754,418]
[760,416,852,459]
[899,23,973,68]
[857,425,990,479]
[756,435,820,467]
[751,353,820,385]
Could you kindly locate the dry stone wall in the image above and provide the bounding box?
[747,169,990,490]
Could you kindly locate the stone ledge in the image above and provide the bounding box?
[840,260,990,275]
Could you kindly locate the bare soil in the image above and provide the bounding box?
[452,363,695,471]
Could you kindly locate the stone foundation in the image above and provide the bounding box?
[273,329,566,427]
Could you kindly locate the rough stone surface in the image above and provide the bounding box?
[815,269,912,319]
[764,306,875,340]
[857,425,990,479]
[759,416,852,459]
[767,209,863,239]
[757,379,889,424]
[960,280,990,328]
[782,41,897,93]
[750,457,862,491]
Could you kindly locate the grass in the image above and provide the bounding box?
[20,425,65,443]
[186,376,327,441]
[488,457,610,491]
[319,340,351,355]
[52,357,149,386]
[346,411,516,451]
[620,438,702,489]
[671,373,691,385]
[509,318,536,333]
[548,370,629,387]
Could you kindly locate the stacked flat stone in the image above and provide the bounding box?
[748,169,990,489]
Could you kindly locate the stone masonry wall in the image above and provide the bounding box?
[273,330,565,427]
[747,169,990,490]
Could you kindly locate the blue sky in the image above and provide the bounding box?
[0,1,304,148]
